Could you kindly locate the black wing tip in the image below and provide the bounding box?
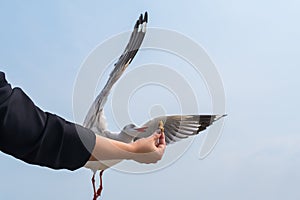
[197,126,207,133]
[134,19,139,28]
[218,114,228,118]
[135,12,148,27]
[196,114,226,128]
[144,11,148,23]
[139,14,143,23]
[212,114,227,123]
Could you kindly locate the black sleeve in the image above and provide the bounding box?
[0,72,96,170]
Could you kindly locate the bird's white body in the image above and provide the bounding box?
[85,159,122,172]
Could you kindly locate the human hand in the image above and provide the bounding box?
[130,130,166,164]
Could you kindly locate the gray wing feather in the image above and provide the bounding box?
[134,114,226,145]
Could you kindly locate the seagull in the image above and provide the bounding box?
[82,12,226,200]
[83,12,148,200]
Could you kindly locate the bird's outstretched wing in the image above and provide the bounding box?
[134,114,226,144]
[83,12,148,131]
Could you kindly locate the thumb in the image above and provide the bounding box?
[151,130,161,140]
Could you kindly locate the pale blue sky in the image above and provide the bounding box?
[1,0,300,199]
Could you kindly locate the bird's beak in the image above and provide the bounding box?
[134,127,148,132]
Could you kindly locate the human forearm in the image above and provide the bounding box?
[89,135,135,161]
[89,131,166,164]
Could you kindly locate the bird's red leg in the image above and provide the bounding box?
[92,172,97,200]
[96,170,105,197]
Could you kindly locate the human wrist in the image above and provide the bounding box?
[125,142,146,162]
[112,141,137,160]
[125,142,137,159]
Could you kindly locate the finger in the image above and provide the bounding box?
[151,130,161,140]
[158,132,166,148]
[151,132,162,147]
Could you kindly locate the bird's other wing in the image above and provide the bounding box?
[134,114,226,144]
[83,12,148,131]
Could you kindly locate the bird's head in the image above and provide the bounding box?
[122,124,136,131]
[122,124,148,138]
